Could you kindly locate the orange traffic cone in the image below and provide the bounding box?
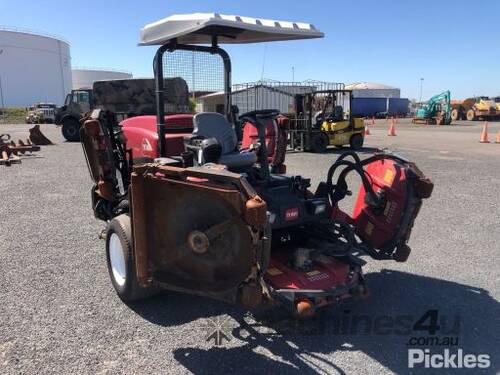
[365,122,371,135]
[388,118,397,136]
[479,122,490,143]
[495,130,500,143]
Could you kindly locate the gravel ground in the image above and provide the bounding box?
[1,121,499,374]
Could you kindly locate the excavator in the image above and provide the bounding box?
[413,91,452,125]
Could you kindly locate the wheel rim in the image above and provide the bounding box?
[67,124,77,137]
[109,233,126,287]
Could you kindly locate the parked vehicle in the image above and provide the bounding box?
[291,88,365,152]
[413,91,452,125]
[55,89,93,141]
[55,79,170,141]
[451,96,498,121]
[490,96,500,115]
[25,103,56,124]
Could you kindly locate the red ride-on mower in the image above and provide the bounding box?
[80,14,433,317]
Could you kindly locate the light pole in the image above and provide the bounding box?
[0,49,5,121]
[292,66,295,82]
[419,78,424,103]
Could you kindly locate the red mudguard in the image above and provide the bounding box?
[121,114,193,160]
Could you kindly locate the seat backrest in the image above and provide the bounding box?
[333,105,344,121]
[192,112,237,154]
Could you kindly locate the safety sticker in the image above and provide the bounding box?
[384,201,392,216]
[365,221,374,236]
[383,168,395,185]
[306,270,330,282]
[267,267,283,276]
[384,201,397,223]
[306,270,321,276]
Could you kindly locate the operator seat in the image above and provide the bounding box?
[189,112,257,169]
[332,105,344,121]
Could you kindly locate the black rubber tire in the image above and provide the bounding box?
[105,214,159,302]
[310,132,329,153]
[349,134,364,150]
[450,109,460,122]
[61,118,81,142]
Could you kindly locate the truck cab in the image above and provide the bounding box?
[55,89,93,141]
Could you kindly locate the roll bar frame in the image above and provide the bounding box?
[153,37,231,157]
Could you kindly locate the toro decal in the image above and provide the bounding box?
[284,207,299,221]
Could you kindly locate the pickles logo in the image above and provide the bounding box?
[408,349,490,369]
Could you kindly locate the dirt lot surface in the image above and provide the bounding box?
[1,121,499,374]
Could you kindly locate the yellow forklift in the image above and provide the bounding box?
[291,89,365,152]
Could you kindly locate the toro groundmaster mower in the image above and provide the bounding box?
[81,14,433,317]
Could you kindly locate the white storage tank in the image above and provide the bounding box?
[0,27,72,107]
[346,82,400,98]
[72,69,133,90]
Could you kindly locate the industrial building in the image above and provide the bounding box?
[0,27,72,107]
[197,81,336,114]
[346,82,401,98]
[72,68,133,90]
[198,83,313,114]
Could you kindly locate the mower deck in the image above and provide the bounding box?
[265,247,365,311]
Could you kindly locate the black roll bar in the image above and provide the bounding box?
[153,39,232,157]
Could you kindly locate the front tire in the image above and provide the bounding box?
[450,109,460,121]
[309,132,329,153]
[466,109,476,121]
[62,118,81,142]
[106,214,159,302]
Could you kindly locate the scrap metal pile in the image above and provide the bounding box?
[0,125,52,167]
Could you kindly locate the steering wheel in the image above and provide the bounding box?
[239,109,280,123]
[239,109,280,179]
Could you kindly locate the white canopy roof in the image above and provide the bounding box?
[139,13,324,46]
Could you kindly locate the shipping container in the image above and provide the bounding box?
[352,97,386,117]
[388,98,409,116]
[352,97,409,117]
